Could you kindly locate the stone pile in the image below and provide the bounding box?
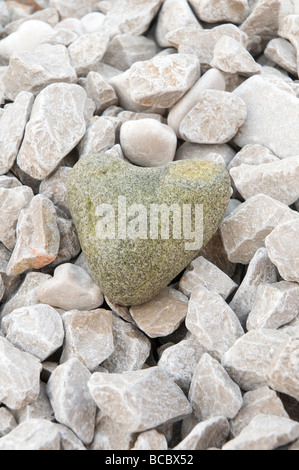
[0,0,298,451]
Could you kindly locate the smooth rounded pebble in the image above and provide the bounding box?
[120,118,177,167]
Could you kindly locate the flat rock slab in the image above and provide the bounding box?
[88,367,192,432]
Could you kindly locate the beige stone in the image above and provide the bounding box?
[0,407,17,437]
[223,414,299,450]
[179,90,247,145]
[166,24,247,68]
[265,219,299,283]
[39,167,72,217]
[229,248,277,327]
[227,144,279,171]
[47,357,96,445]
[189,0,249,24]
[88,367,192,432]
[102,314,151,373]
[78,117,116,158]
[0,92,34,174]
[230,156,299,205]
[247,281,299,330]
[6,195,60,276]
[279,14,299,50]
[211,36,262,76]
[189,353,242,420]
[120,119,177,167]
[174,416,229,450]
[129,54,200,109]
[132,430,168,450]
[102,0,164,37]
[266,337,299,401]
[0,184,33,250]
[222,329,289,391]
[3,44,77,101]
[1,304,64,361]
[17,83,87,180]
[14,382,54,424]
[179,256,237,300]
[233,76,299,159]
[0,336,42,410]
[264,38,297,75]
[186,285,244,360]
[240,0,293,53]
[68,32,110,76]
[168,68,226,137]
[157,333,206,393]
[280,316,299,338]
[5,7,59,35]
[109,69,165,114]
[78,71,118,114]
[155,0,201,48]
[0,272,51,319]
[49,0,99,19]
[220,194,299,264]
[60,309,114,370]
[104,296,135,324]
[230,386,289,437]
[90,415,135,451]
[0,418,61,450]
[130,287,188,338]
[103,34,157,72]
[38,263,104,311]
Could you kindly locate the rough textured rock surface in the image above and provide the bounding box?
[174,416,229,450]
[88,367,192,432]
[17,83,87,180]
[67,154,231,306]
[179,90,247,144]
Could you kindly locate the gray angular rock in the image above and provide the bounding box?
[264,38,297,75]
[1,304,64,361]
[132,430,168,450]
[17,83,87,180]
[103,34,157,71]
[186,285,244,359]
[78,71,118,114]
[0,336,42,410]
[88,367,192,432]
[0,184,33,250]
[174,416,229,450]
[223,415,299,451]
[129,54,200,109]
[49,0,99,19]
[189,0,249,24]
[60,309,114,370]
[68,32,110,76]
[0,407,17,437]
[6,194,60,276]
[0,272,51,319]
[39,167,72,217]
[230,386,289,437]
[230,156,299,205]
[0,92,34,174]
[2,44,77,101]
[101,313,151,373]
[222,329,289,391]
[0,418,61,450]
[265,219,299,283]
[189,353,243,420]
[47,357,96,445]
[179,90,247,145]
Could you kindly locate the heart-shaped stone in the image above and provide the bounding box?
[67,154,231,306]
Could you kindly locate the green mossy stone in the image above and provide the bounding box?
[67,154,231,306]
